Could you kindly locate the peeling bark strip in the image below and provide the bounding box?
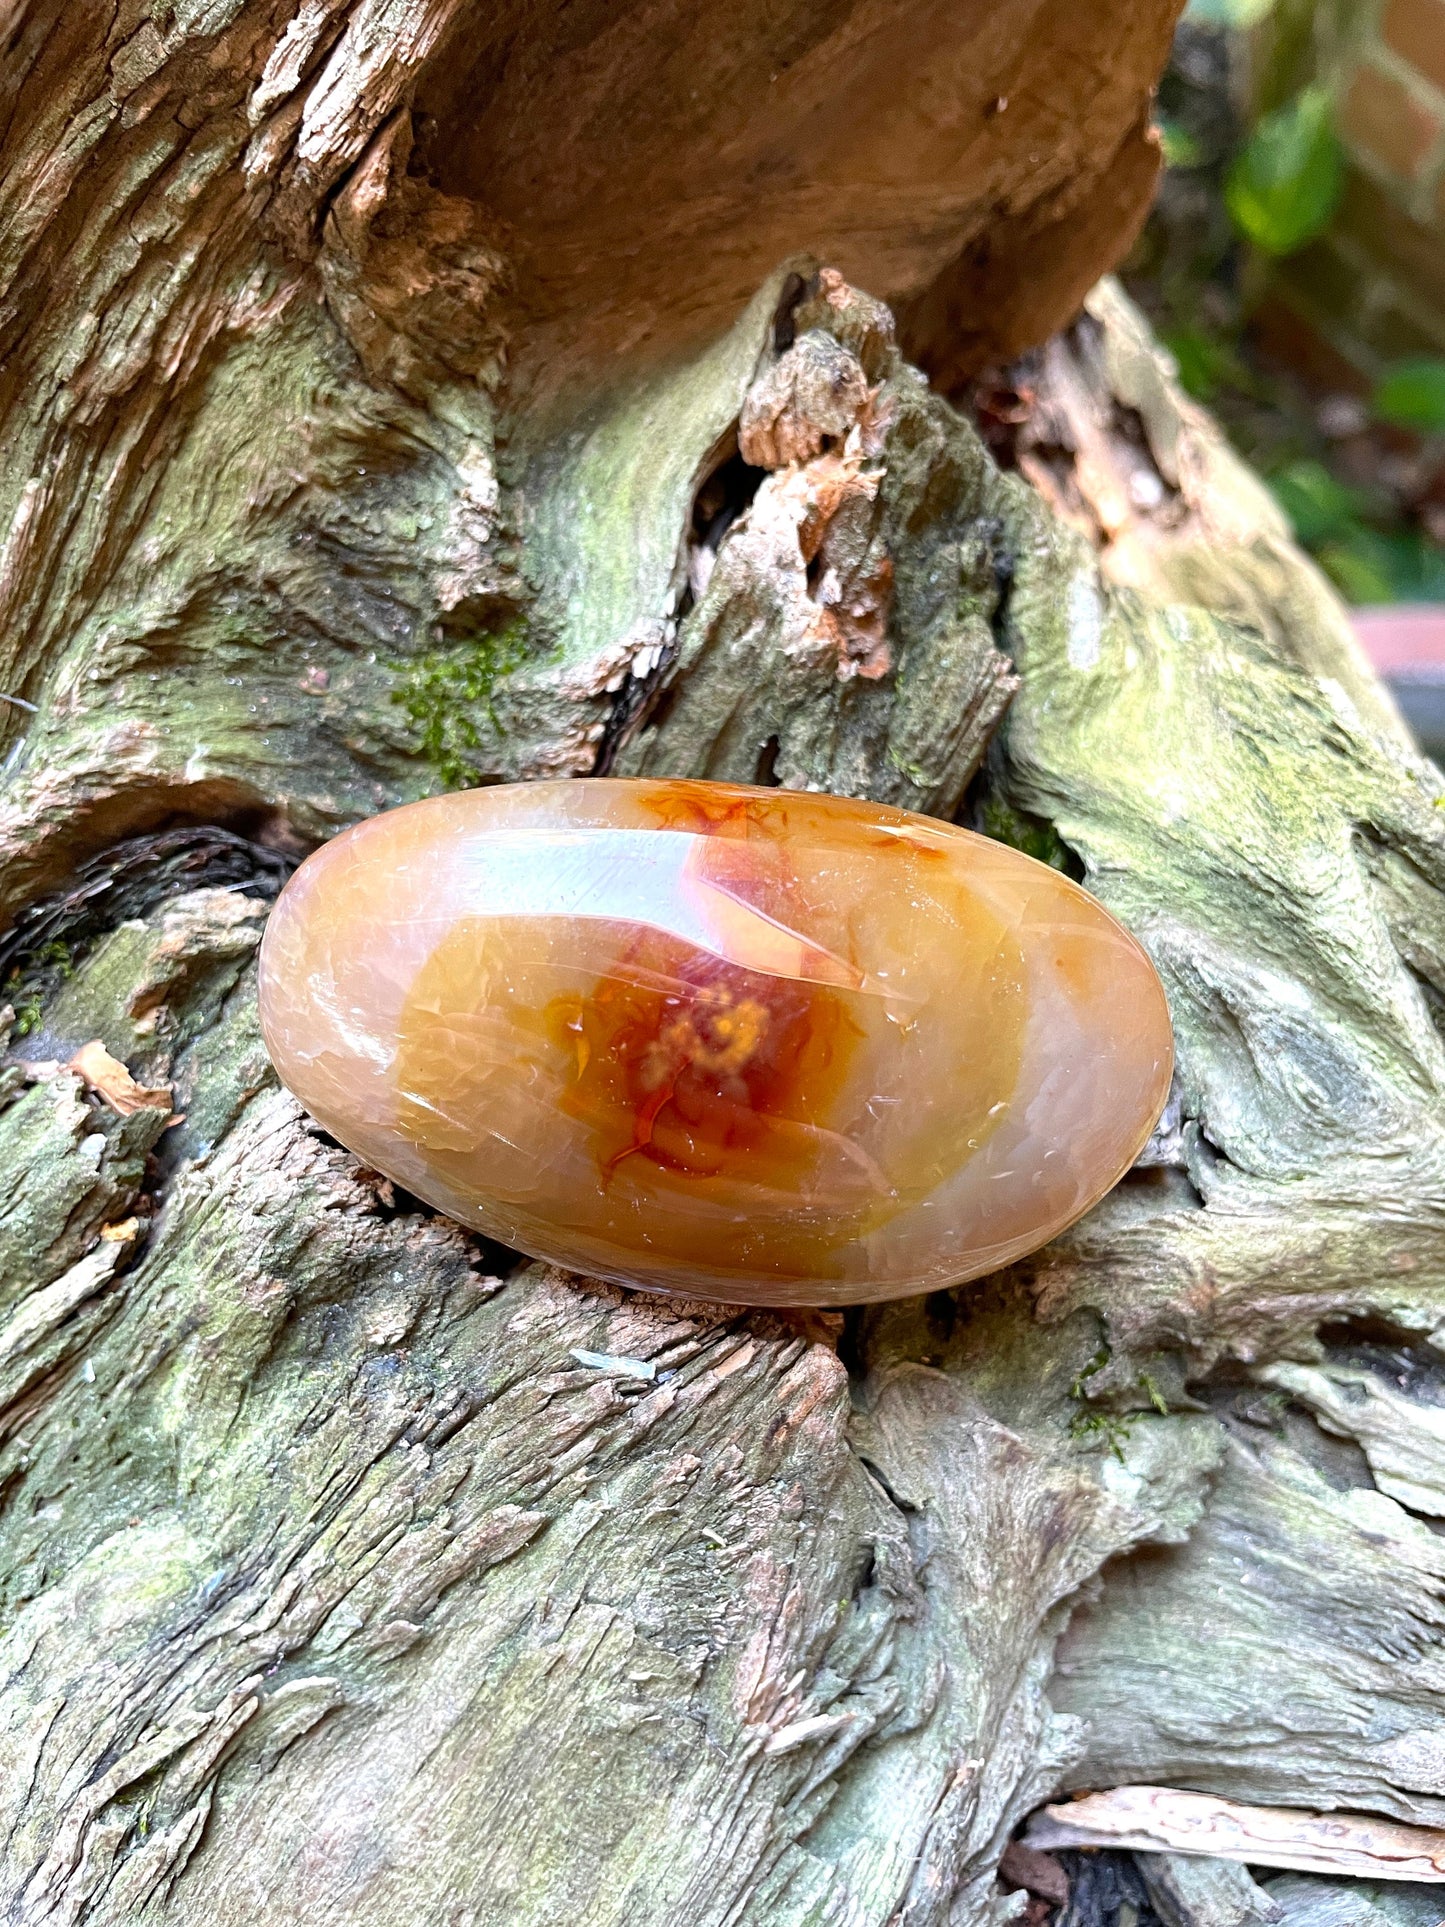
[1028,1789,1445,1882]
[5,1,1445,1922]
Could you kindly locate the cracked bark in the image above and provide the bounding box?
[4,5,1445,1925]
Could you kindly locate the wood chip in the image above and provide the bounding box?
[1025,1787,1445,1882]
[67,1040,173,1118]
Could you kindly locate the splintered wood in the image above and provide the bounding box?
[1027,1787,1445,1882]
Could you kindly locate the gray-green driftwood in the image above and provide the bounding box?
[4,6,1445,1921]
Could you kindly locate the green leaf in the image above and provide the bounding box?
[1267,460,1370,547]
[1372,359,1445,435]
[1225,87,1343,256]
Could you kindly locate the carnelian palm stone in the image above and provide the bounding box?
[258,779,1172,1307]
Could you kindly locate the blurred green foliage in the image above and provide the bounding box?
[1163,331,1445,605]
[1224,86,1343,256]
[1266,459,1370,545]
[1266,461,1445,602]
[1135,19,1444,608]
[1373,361,1445,436]
[1157,118,1208,169]
[1162,326,1259,403]
[1318,529,1445,604]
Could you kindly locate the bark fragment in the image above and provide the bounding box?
[1028,1789,1445,1881]
[66,1041,173,1120]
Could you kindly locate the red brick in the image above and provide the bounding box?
[1251,291,1373,390]
[1337,168,1445,315]
[1382,0,1445,99]
[1340,62,1441,182]
[1367,295,1445,361]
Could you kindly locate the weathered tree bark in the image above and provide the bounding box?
[4,5,1445,1925]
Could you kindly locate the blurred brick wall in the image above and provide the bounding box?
[1273,0,1445,376]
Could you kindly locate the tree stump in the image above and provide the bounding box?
[4,6,1445,1924]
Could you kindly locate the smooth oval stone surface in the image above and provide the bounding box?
[258,779,1172,1306]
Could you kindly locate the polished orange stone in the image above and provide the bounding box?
[257,779,1172,1306]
